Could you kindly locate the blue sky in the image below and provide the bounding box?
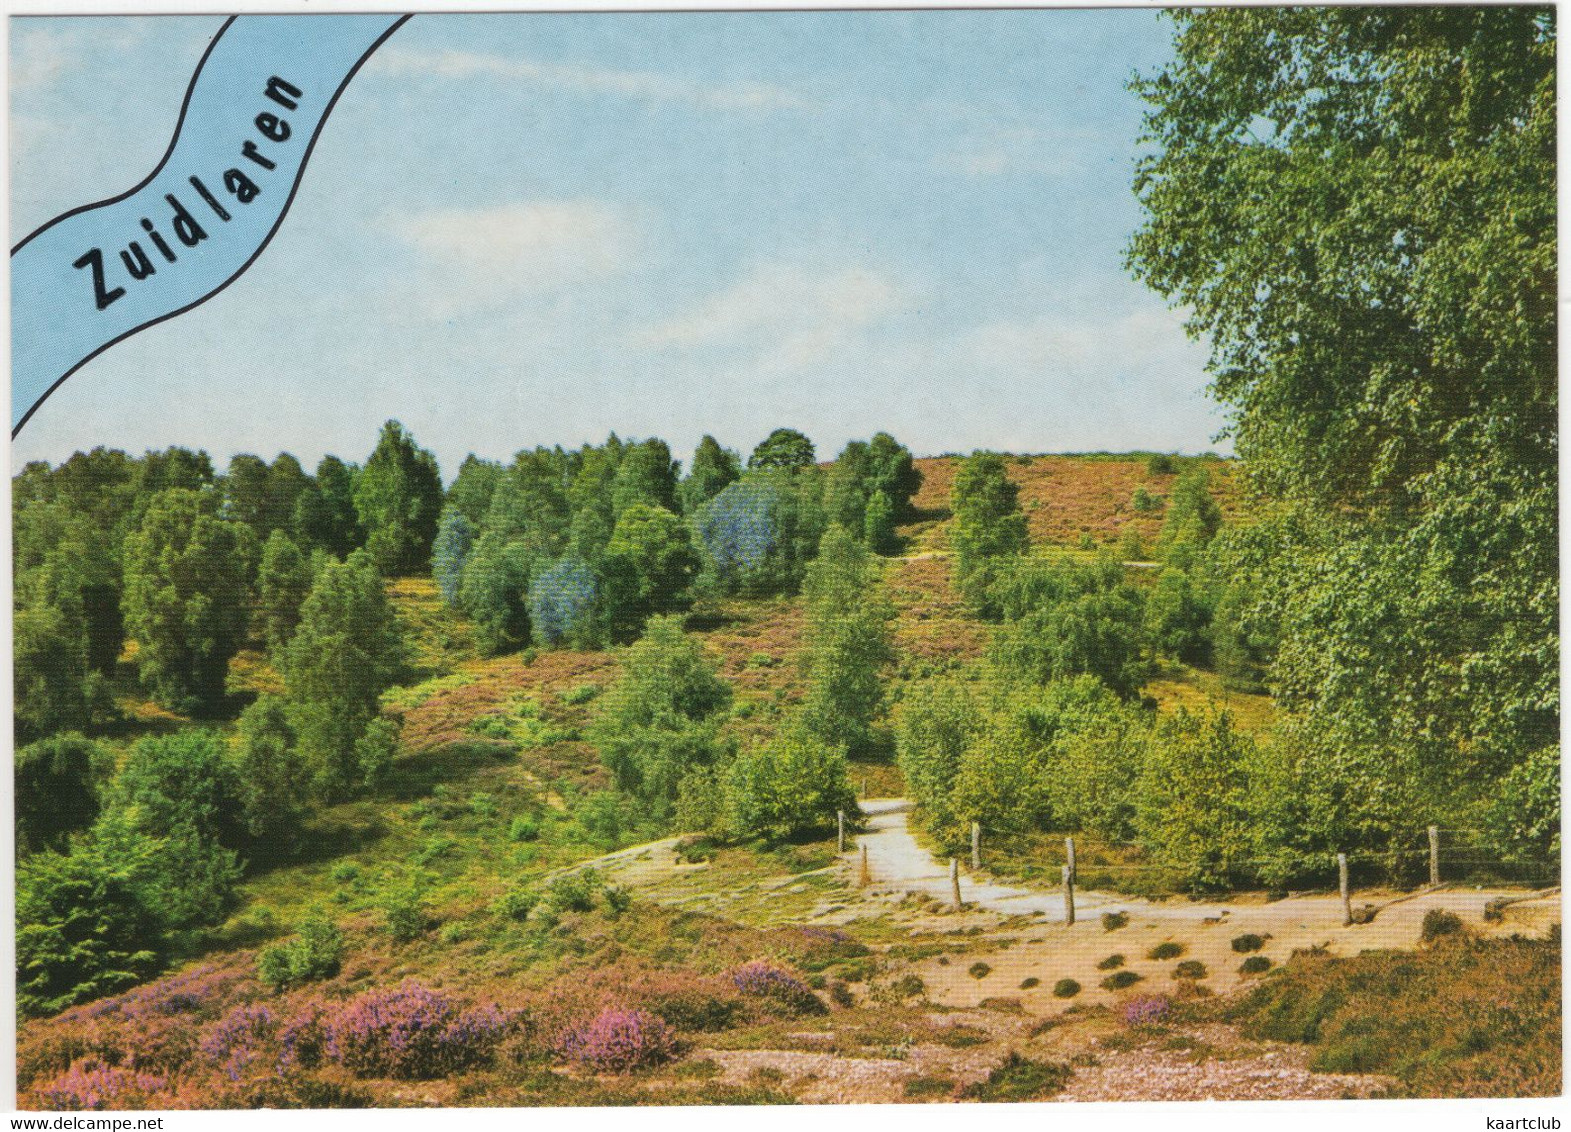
[9,11,1228,478]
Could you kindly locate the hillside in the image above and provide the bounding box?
[16,449,1558,1109]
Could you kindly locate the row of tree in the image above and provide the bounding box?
[432,428,920,654]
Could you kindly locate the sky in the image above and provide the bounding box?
[9,11,1229,479]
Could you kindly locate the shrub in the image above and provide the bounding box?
[546,870,602,914]
[968,961,992,979]
[648,989,743,1033]
[1230,933,1266,953]
[1052,979,1081,999]
[1148,942,1184,960]
[29,1059,169,1111]
[382,889,429,943]
[1102,911,1129,931]
[200,1004,277,1081]
[1239,956,1272,976]
[960,1052,1072,1101]
[1097,954,1125,971]
[829,981,855,1008]
[603,884,633,918]
[1147,454,1176,476]
[904,1075,957,1099]
[508,816,540,842]
[257,916,344,991]
[1121,994,1170,1027]
[491,888,539,922]
[1101,970,1142,990]
[1020,977,1041,989]
[556,1008,677,1073]
[729,961,827,1016]
[1173,960,1207,980]
[322,982,511,1079]
[560,683,602,706]
[1421,908,1464,943]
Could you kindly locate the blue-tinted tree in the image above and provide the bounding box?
[432,507,475,607]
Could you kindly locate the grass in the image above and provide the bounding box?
[1221,930,1561,1097]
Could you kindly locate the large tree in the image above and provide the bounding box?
[122,488,257,713]
[1128,8,1557,834]
[353,421,444,574]
[281,551,405,799]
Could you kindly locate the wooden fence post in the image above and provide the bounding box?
[1338,852,1351,926]
[859,844,870,887]
[950,857,962,910]
[971,822,981,870]
[1065,836,1077,884]
[837,810,846,854]
[1428,825,1441,888]
[1062,863,1075,925]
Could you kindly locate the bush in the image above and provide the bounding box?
[1052,979,1081,999]
[1421,908,1464,943]
[729,961,826,1016]
[1101,970,1142,990]
[1173,960,1207,980]
[1097,954,1125,971]
[1101,911,1129,931]
[829,980,856,1008]
[508,816,539,842]
[257,916,344,991]
[545,870,602,914]
[603,884,633,918]
[321,982,510,1079]
[648,989,743,1033]
[1020,977,1041,989]
[968,962,992,979]
[724,726,856,842]
[556,1008,677,1073]
[1231,933,1266,953]
[1148,942,1184,960]
[382,889,429,943]
[1239,956,1272,976]
[1120,994,1170,1027]
[490,888,539,922]
[959,1052,1072,1101]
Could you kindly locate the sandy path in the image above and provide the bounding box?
[855,798,1234,922]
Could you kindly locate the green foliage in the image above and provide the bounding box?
[988,557,1151,698]
[1420,909,1464,944]
[1143,565,1213,664]
[1053,978,1081,998]
[612,438,680,516]
[545,869,604,914]
[15,734,102,857]
[294,455,360,557]
[445,455,504,527]
[1100,970,1142,991]
[1148,942,1184,961]
[16,833,165,1019]
[107,731,245,929]
[1135,709,1260,892]
[122,488,257,712]
[960,1053,1072,1101]
[258,915,344,991]
[894,677,986,837]
[591,616,732,815]
[458,533,532,655]
[282,551,406,800]
[431,507,475,607]
[1130,8,1557,846]
[382,887,430,943]
[725,725,856,842]
[1231,934,1266,954]
[1174,960,1207,980]
[694,473,824,595]
[1239,956,1272,976]
[233,694,309,846]
[1156,467,1221,567]
[605,503,699,618]
[950,452,1028,610]
[748,428,816,472]
[256,530,313,656]
[799,526,894,758]
[353,420,444,574]
[1487,744,1560,865]
[679,435,742,515]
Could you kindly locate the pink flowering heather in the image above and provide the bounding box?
[199,1005,276,1083]
[319,981,513,1079]
[1120,994,1171,1027]
[28,1059,169,1111]
[555,1008,677,1073]
[729,961,826,1016]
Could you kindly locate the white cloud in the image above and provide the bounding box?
[385,200,638,316]
[640,262,909,351]
[372,45,811,114]
[10,25,75,91]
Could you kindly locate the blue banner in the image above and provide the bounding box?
[10,14,409,435]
